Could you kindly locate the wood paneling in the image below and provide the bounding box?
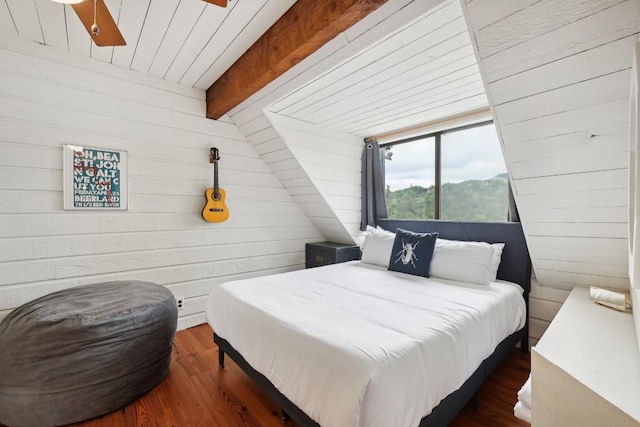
[205,0,389,119]
[227,0,476,248]
[45,324,531,427]
[0,0,297,91]
[266,112,363,242]
[268,0,485,137]
[480,0,639,84]
[462,0,639,318]
[0,34,322,327]
[474,0,625,60]
[4,0,43,44]
[228,0,445,128]
[222,2,427,246]
[0,1,16,36]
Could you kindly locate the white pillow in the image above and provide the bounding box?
[489,243,505,282]
[361,227,395,267]
[430,238,495,285]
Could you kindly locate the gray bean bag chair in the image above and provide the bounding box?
[0,281,177,427]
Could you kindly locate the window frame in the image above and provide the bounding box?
[380,119,501,221]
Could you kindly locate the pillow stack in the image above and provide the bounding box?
[361,226,504,285]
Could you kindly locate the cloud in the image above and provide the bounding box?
[384,125,506,190]
[383,137,435,189]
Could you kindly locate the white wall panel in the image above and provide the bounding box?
[480,0,639,83]
[494,70,630,126]
[465,0,539,31]
[490,36,637,106]
[267,112,363,242]
[475,0,625,60]
[504,124,627,164]
[0,35,321,328]
[462,0,639,328]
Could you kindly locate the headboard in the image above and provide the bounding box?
[377,219,531,295]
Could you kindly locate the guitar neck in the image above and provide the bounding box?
[213,161,219,197]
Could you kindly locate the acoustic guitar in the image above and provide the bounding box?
[202,147,229,223]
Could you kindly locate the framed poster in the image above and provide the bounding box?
[63,145,128,210]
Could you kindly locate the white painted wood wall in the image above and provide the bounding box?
[462,0,640,344]
[229,0,556,344]
[4,0,630,348]
[266,112,363,244]
[226,108,357,245]
[227,0,640,346]
[0,33,322,329]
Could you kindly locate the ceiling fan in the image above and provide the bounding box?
[51,0,229,47]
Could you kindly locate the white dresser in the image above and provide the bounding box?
[532,287,640,426]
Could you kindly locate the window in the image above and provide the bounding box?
[382,121,509,222]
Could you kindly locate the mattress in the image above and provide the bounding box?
[206,261,526,427]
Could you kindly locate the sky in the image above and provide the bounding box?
[383,124,507,190]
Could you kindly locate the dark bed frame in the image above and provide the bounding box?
[214,220,531,427]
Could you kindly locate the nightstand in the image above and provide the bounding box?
[305,242,361,268]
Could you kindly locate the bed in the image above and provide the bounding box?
[206,220,531,427]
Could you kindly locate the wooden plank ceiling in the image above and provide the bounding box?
[0,0,483,136]
[267,0,487,137]
[0,0,296,90]
[205,0,389,119]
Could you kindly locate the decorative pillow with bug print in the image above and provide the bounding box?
[388,228,438,278]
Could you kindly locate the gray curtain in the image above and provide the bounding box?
[361,141,388,230]
[507,183,520,222]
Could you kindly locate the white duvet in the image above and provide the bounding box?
[206,261,526,427]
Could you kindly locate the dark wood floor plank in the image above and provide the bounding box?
[60,324,531,427]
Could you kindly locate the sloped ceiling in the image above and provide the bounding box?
[0,0,484,136]
[462,0,639,291]
[0,0,295,90]
[269,0,486,137]
[0,0,483,135]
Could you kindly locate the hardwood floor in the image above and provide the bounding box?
[66,324,530,427]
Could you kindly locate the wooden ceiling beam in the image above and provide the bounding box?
[205,0,388,120]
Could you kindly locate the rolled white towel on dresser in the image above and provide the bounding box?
[589,286,627,312]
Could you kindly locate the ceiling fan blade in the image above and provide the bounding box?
[203,0,228,7]
[71,0,126,47]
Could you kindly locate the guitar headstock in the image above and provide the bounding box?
[209,147,220,163]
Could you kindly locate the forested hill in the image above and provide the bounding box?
[385,173,509,221]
